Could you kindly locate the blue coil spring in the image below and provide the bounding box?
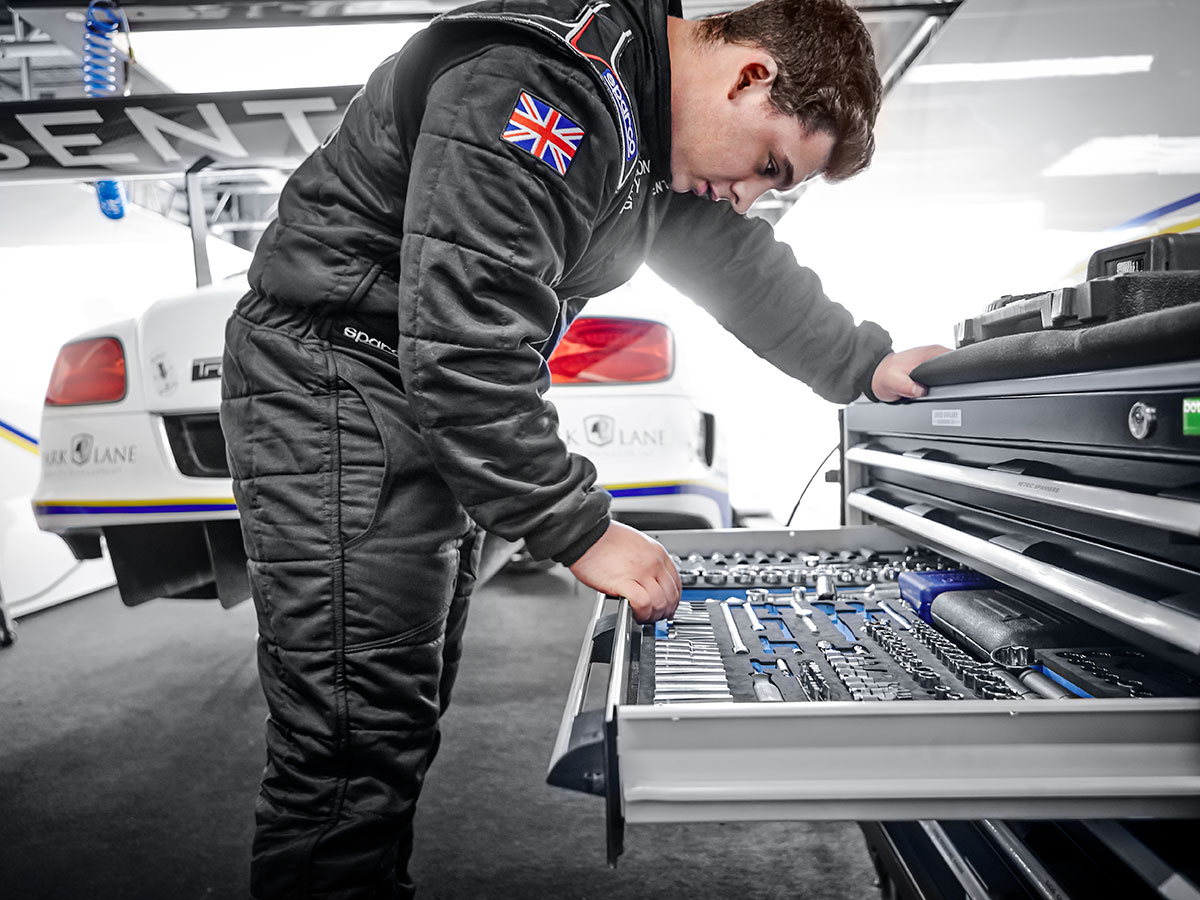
[82,0,123,98]
[82,0,128,219]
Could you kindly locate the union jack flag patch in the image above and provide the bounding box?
[501,91,586,176]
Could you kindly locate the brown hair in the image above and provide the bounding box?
[698,0,881,181]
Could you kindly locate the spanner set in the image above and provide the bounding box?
[644,557,1200,705]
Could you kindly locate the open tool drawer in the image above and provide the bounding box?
[545,527,1200,865]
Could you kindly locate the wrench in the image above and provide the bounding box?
[874,599,911,630]
[655,662,726,672]
[741,600,766,632]
[653,694,734,703]
[712,599,749,654]
[789,591,819,633]
[652,691,734,705]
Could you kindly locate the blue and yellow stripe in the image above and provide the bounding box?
[34,498,238,516]
[1,418,39,455]
[603,479,732,526]
[33,482,727,521]
[1110,191,1200,231]
[1068,194,1200,277]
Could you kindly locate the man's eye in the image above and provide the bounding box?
[765,158,778,177]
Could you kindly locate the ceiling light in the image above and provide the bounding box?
[907,55,1153,84]
[1042,135,1200,177]
[129,22,427,93]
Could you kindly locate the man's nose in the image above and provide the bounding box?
[731,178,769,215]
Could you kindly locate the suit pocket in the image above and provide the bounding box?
[334,368,390,548]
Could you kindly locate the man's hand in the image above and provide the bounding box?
[568,521,681,623]
[870,345,951,401]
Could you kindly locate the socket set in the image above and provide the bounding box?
[642,576,1200,705]
[671,547,955,591]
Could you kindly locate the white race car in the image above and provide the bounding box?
[32,277,729,607]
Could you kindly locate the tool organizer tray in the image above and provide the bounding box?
[638,590,1079,706]
[548,527,1200,867]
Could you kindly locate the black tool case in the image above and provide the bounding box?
[953,233,1200,349]
[547,261,1200,897]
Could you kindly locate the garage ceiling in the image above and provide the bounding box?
[0,0,957,250]
[1,0,956,102]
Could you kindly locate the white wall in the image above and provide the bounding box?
[0,182,250,616]
[643,0,1200,530]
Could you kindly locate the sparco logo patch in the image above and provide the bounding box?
[598,67,637,163]
[343,327,396,356]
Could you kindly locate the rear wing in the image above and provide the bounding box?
[0,86,359,184]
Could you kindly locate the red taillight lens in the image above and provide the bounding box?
[549,317,674,385]
[45,337,127,406]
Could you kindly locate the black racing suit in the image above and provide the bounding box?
[220,0,893,895]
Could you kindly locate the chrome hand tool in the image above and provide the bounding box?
[712,599,750,654]
[775,658,794,679]
[874,599,911,630]
[656,644,722,661]
[653,693,734,704]
[741,599,766,632]
[654,685,735,698]
[789,586,819,633]
[655,649,721,660]
[797,660,831,701]
[652,643,715,657]
[816,574,837,602]
[989,644,1074,700]
[654,661,725,671]
[733,567,759,585]
[750,671,784,702]
[654,659,725,669]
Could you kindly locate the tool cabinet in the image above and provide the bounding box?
[548,358,1200,898]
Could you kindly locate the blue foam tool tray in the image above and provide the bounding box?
[898,570,998,623]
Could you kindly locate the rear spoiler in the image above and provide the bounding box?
[0,85,359,184]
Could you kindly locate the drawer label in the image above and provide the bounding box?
[931,409,962,427]
[1185,398,1200,436]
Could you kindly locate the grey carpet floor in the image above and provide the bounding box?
[0,567,878,899]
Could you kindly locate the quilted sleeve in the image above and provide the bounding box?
[648,192,893,404]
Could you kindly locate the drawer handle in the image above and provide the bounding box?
[848,489,1200,654]
[847,444,1200,537]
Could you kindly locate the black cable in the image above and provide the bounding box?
[785,443,839,527]
[13,560,86,607]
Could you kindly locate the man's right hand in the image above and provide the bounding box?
[568,521,681,623]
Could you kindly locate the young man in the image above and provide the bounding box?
[221,0,944,894]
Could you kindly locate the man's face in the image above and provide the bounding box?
[669,56,835,215]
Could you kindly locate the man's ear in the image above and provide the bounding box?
[730,48,778,99]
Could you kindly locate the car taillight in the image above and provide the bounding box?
[45,337,127,406]
[549,317,673,384]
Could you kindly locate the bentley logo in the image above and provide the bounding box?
[71,433,94,466]
[584,415,615,447]
[150,351,178,396]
